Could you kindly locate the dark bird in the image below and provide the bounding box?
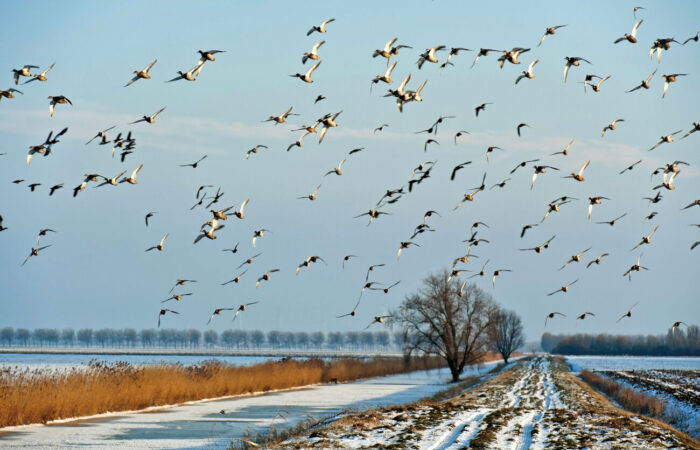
[233,301,260,320]
[545,312,566,326]
[207,308,235,325]
[450,161,472,181]
[180,155,208,168]
[475,103,492,117]
[516,123,530,137]
[616,302,639,322]
[620,160,642,174]
[48,184,63,196]
[158,309,179,327]
[145,212,156,227]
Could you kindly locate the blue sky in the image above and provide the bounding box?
[0,0,698,341]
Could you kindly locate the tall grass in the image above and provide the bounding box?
[580,370,666,418]
[0,356,445,428]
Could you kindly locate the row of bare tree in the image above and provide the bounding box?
[0,327,396,351]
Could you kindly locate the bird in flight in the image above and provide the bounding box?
[131,107,166,125]
[125,59,157,87]
[617,302,639,323]
[158,309,179,327]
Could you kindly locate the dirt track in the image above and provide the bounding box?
[282,356,699,449]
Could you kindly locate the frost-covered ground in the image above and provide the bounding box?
[283,356,698,449]
[0,362,499,449]
[603,369,700,440]
[566,356,700,372]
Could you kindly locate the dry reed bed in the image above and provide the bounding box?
[579,369,667,418]
[0,356,444,428]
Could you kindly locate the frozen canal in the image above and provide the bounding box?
[0,362,499,449]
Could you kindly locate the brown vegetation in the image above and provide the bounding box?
[0,356,446,428]
[579,370,666,418]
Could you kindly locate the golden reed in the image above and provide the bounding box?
[0,356,451,427]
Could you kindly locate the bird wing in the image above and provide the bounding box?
[306,60,322,78]
[143,59,158,73]
[631,19,643,37]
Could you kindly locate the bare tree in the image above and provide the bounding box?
[489,309,525,364]
[394,270,498,382]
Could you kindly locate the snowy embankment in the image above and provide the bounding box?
[602,369,700,440]
[283,356,698,449]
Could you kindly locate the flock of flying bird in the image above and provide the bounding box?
[2,8,699,335]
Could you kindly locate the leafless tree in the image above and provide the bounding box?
[393,269,499,382]
[489,309,525,364]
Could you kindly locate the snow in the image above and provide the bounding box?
[565,356,700,373]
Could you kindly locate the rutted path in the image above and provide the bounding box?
[284,356,699,449]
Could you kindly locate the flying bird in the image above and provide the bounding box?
[616,302,639,322]
[158,309,179,327]
[627,69,656,93]
[290,60,321,83]
[180,155,208,168]
[547,279,578,296]
[307,18,335,36]
[146,233,169,252]
[563,57,591,83]
[131,107,166,124]
[586,253,609,268]
[545,312,566,326]
[125,59,157,87]
[614,20,643,44]
[23,62,55,84]
[207,308,235,325]
[233,301,260,321]
[623,254,648,281]
[539,25,567,46]
[475,103,492,117]
[48,95,72,117]
[22,245,52,266]
[662,74,687,98]
[631,226,659,250]
[601,119,624,137]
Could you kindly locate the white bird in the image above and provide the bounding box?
[146,233,169,252]
[307,18,335,36]
[515,59,539,84]
[318,111,342,143]
[614,19,643,44]
[290,60,321,83]
[563,57,591,83]
[120,164,143,184]
[302,41,325,64]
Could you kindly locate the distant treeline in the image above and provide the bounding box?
[0,327,399,351]
[542,324,700,356]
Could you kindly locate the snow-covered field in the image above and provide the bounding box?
[0,362,499,448]
[566,355,700,372]
[283,356,698,449]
